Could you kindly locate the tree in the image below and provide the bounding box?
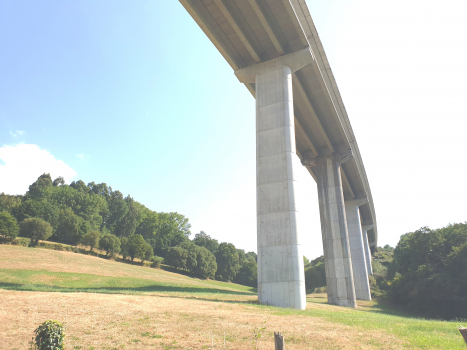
[245,251,257,262]
[81,230,100,251]
[125,234,147,261]
[114,197,140,238]
[69,180,90,193]
[144,243,154,261]
[52,176,65,187]
[237,249,246,266]
[12,199,59,226]
[193,246,217,279]
[233,259,257,287]
[0,211,19,242]
[20,217,53,245]
[99,233,121,257]
[165,246,188,270]
[389,223,467,319]
[303,256,310,266]
[26,173,53,199]
[0,193,22,213]
[304,258,326,292]
[53,208,87,245]
[193,231,219,255]
[215,243,240,281]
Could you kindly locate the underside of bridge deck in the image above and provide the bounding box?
[180,0,378,309]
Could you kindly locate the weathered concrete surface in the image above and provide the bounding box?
[314,153,356,308]
[345,199,371,301]
[254,64,306,310]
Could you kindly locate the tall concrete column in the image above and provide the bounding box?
[362,225,374,276]
[305,152,357,308]
[345,199,371,301]
[235,48,313,310]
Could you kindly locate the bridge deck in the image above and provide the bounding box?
[179,0,377,246]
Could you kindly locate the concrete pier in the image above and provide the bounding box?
[235,49,313,310]
[345,199,371,301]
[314,153,357,308]
[362,225,374,276]
[255,65,305,309]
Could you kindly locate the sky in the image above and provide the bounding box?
[1,0,466,259]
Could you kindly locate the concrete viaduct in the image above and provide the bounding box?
[179,0,378,309]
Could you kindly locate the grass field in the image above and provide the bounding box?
[0,245,465,349]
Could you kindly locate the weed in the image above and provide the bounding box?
[252,319,267,349]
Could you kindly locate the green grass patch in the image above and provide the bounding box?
[254,295,466,349]
[0,269,256,296]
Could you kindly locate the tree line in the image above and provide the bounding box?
[0,174,257,286]
[303,223,467,320]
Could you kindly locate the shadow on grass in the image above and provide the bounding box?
[0,282,256,296]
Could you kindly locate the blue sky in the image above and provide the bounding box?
[1,0,467,258]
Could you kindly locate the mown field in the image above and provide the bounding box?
[0,245,465,349]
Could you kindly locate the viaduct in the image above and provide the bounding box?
[179,0,378,309]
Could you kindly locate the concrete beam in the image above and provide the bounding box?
[281,0,309,47]
[179,0,242,70]
[345,197,368,208]
[341,168,356,199]
[212,0,261,63]
[294,73,334,153]
[345,202,371,301]
[235,47,313,83]
[362,230,373,276]
[295,116,318,155]
[247,0,285,55]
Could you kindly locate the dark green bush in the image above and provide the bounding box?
[389,224,467,319]
[32,320,65,350]
[10,237,30,246]
[150,257,164,269]
[0,211,19,242]
[304,256,326,292]
[20,217,53,245]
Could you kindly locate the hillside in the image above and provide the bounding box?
[0,245,465,349]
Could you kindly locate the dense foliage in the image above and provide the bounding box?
[32,320,65,350]
[369,245,394,296]
[1,174,258,287]
[389,224,467,319]
[20,218,53,245]
[304,256,326,292]
[0,211,19,242]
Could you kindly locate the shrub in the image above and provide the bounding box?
[125,234,147,261]
[0,211,19,242]
[99,233,121,257]
[150,257,164,269]
[32,320,65,350]
[20,218,53,245]
[389,223,467,319]
[233,259,257,287]
[11,237,30,246]
[81,230,100,251]
[304,256,326,292]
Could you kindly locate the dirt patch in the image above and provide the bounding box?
[0,290,403,350]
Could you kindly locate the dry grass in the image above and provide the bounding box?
[0,290,403,350]
[1,245,464,349]
[0,245,249,293]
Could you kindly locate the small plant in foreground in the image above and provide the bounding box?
[252,319,267,349]
[31,320,65,350]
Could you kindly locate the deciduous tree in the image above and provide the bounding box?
[20,217,53,245]
[0,211,19,242]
